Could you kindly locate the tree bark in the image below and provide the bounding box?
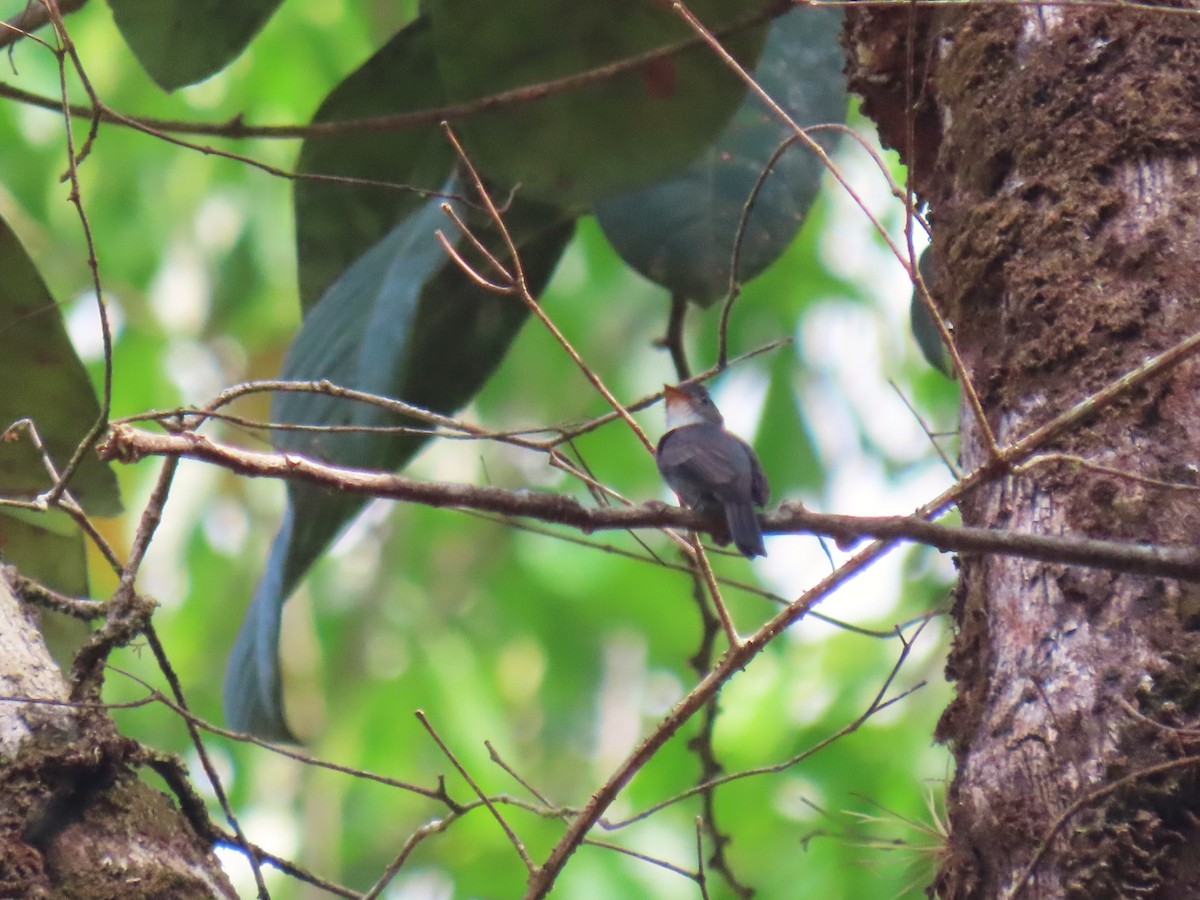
[846,4,1200,898]
[0,569,235,899]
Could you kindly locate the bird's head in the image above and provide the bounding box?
[663,382,724,430]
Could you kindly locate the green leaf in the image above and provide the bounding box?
[0,215,121,517]
[106,0,283,91]
[594,6,846,305]
[0,215,120,595]
[275,192,464,582]
[0,508,88,597]
[226,183,574,738]
[428,0,768,207]
[295,16,456,310]
[286,184,566,577]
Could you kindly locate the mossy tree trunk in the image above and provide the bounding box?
[846,5,1200,897]
[0,571,236,898]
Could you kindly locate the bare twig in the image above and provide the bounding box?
[695,818,712,900]
[690,534,741,649]
[440,123,655,453]
[0,0,84,50]
[0,418,121,571]
[486,741,558,811]
[143,626,269,897]
[415,710,534,872]
[889,380,960,478]
[604,619,931,830]
[108,666,452,799]
[719,133,801,369]
[33,0,114,510]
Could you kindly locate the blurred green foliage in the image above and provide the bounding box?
[0,0,960,896]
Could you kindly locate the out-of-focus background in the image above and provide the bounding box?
[0,0,959,896]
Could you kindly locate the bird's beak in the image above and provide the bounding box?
[663,384,687,402]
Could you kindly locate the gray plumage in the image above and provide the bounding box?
[656,384,769,557]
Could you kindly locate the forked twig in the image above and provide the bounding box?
[415,710,534,872]
[438,123,655,454]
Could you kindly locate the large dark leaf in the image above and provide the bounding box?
[227,16,586,739]
[428,0,768,208]
[225,185,574,739]
[106,0,283,91]
[594,6,846,305]
[295,16,455,311]
[0,219,120,515]
[0,216,120,594]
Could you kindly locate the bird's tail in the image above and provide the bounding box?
[725,502,766,558]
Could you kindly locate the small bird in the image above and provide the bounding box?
[656,382,769,557]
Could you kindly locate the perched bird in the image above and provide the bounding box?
[656,382,769,557]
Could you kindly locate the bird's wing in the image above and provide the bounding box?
[658,426,753,498]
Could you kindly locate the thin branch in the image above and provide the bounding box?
[0,0,84,50]
[690,533,741,649]
[486,741,558,811]
[361,812,460,899]
[34,0,114,511]
[545,338,791,445]
[109,666,451,800]
[143,626,269,897]
[603,620,930,830]
[1014,451,1200,492]
[888,379,960,478]
[122,456,177,581]
[0,418,121,572]
[695,818,711,900]
[209,831,358,899]
[415,710,534,872]
[678,535,748,895]
[719,133,800,369]
[579,837,699,881]
[463,509,928,637]
[440,123,655,454]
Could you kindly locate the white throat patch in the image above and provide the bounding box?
[664,399,709,430]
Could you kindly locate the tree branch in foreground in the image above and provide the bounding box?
[98,423,1200,583]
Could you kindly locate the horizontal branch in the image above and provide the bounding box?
[97,424,1200,582]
